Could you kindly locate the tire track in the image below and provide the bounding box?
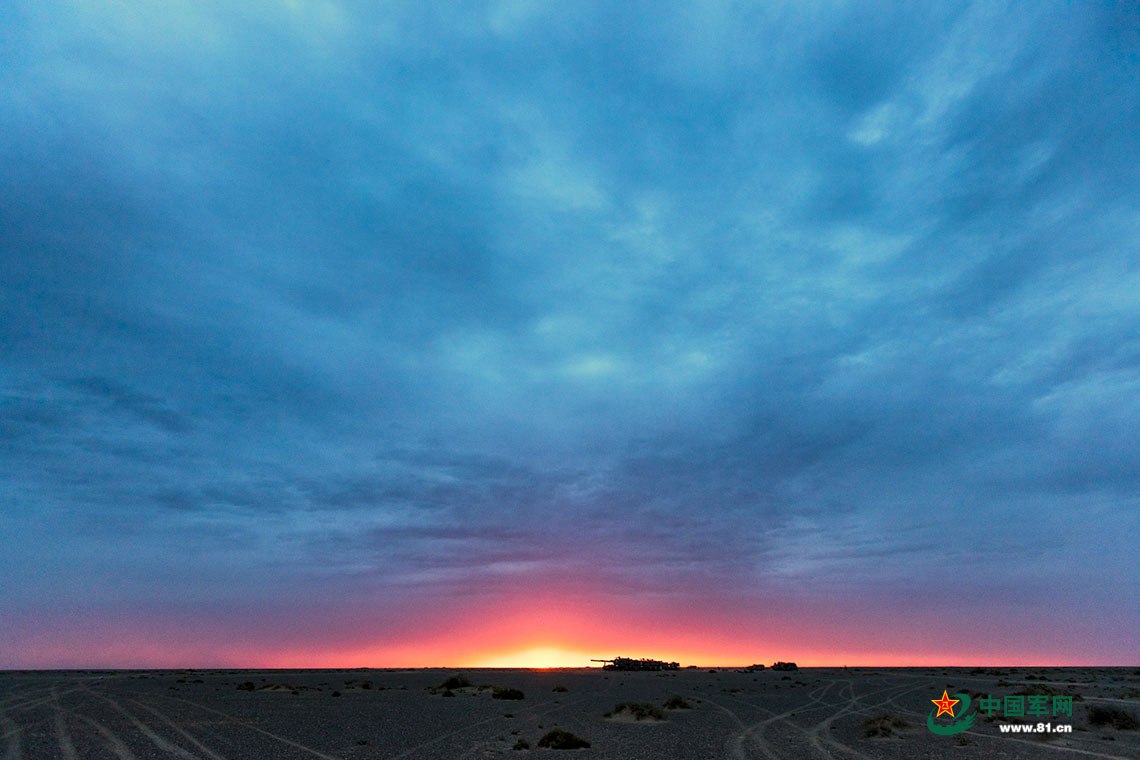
[700,697,778,760]
[50,686,79,760]
[153,694,343,760]
[126,699,227,760]
[805,679,930,760]
[53,711,78,760]
[661,681,779,759]
[0,688,52,710]
[703,680,844,759]
[80,687,200,759]
[73,713,139,760]
[733,679,846,759]
[0,713,20,760]
[5,687,88,713]
[715,676,921,760]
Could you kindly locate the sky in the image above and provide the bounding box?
[2,1,1138,669]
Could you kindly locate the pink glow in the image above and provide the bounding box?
[4,590,1128,669]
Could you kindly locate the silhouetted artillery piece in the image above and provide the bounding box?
[590,657,680,671]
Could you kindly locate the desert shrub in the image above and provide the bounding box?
[863,714,910,738]
[605,702,666,721]
[552,685,569,692]
[537,729,590,749]
[1088,706,1139,730]
[492,687,526,700]
[236,682,256,691]
[512,738,530,750]
[663,695,691,709]
[438,674,473,690]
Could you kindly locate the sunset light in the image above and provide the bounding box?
[4,1,1138,756]
[3,0,1136,679]
[470,647,597,669]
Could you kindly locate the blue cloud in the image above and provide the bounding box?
[2,0,1138,662]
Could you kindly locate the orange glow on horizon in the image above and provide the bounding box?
[469,647,598,668]
[5,596,1110,669]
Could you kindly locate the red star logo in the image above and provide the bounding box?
[931,690,960,718]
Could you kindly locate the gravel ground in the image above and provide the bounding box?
[1,667,1137,759]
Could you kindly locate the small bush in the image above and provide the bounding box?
[1088,706,1139,730]
[537,729,590,749]
[552,685,569,692]
[605,702,667,721]
[492,687,526,700]
[863,714,910,738]
[663,695,691,709]
[236,682,256,691]
[512,738,530,750]
[438,674,473,690]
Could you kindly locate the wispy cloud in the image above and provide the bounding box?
[2,0,1138,664]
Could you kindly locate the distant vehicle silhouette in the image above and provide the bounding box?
[590,657,680,671]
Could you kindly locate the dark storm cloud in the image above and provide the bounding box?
[2,0,1138,660]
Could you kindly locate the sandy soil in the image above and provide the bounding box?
[1,666,1138,758]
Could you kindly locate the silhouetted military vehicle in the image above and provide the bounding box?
[771,661,798,671]
[591,657,680,671]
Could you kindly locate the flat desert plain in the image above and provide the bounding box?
[1,667,1138,759]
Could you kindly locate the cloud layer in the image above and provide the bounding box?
[2,1,1138,665]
